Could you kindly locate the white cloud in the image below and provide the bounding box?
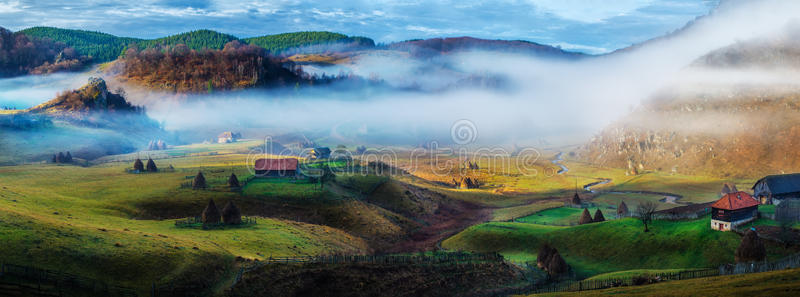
[0,1,23,13]
[527,0,656,23]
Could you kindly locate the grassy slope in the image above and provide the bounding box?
[516,207,616,225]
[0,145,370,291]
[529,268,800,297]
[442,217,797,278]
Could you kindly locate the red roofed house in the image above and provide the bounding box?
[255,158,299,178]
[710,191,759,231]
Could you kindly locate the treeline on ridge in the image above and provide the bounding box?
[0,27,89,77]
[19,27,375,63]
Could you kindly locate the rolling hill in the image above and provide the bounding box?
[17,27,376,62]
[575,25,800,179]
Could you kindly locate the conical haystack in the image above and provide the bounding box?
[571,192,581,205]
[65,151,72,163]
[617,201,629,218]
[146,158,158,172]
[228,173,240,188]
[222,201,242,225]
[547,251,568,276]
[193,171,207,189]
[593,209,606,222]
[537,243,555,269]
[133,158,144,172]
[56,152,64,163]
[202,199,221,224]
[579,208,594,225]
[736,229,766,263]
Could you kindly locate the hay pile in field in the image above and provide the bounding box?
[571,192,581,205]
[146,158,158,172]
[133,158,144,171]
[228,173,240,188]
[222,201,242,225]
[193,171,207,189]
[202,199,221,224]
[537,243,569,277]
[617,201,629,217]
[736,229,766,263]
[579,208,593,225]
[594,209,605,222]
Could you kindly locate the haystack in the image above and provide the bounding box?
[52,154,57,163]
[202,199,221,224]
[228,173,240,188]
[222,201,242,225]
[571,192,581,205]
[65,151,72,163]
[547,251,568,276]
[56,152,65,163]
[736,229,766,263]
[537,243,555,269]
[617,201,629,218]
[721,183,739,196]
[593,209,606,222]
[193,171,207,189]
[133,158,144,172]
[578,208,594,225]
[146,158,158,172]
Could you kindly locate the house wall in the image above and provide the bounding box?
[255,170,298,178]
[710,207,757,231]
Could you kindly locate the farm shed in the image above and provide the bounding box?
[711,192,758,231]
[255,158,299,178]
[752,173,800,205]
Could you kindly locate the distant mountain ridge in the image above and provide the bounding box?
[18,27,376,62]
[387,36,586,59]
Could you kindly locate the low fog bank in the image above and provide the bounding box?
[140,0,800,148]
[0,72,92,109]
[3,0,800,151]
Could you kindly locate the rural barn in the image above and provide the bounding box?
[752,173,800,205]
[255,158,299,177]
[710,191,758,231]
[217,131,241,143]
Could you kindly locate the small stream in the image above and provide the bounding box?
[551,152,568,175]
[582,179,685,205]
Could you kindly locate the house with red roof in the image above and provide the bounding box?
[255,158,299,178]
[710,191,759,231]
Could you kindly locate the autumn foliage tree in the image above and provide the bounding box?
[0,27,87,77]
[120,41,301,92]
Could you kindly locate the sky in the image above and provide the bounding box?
[0,0,718,54]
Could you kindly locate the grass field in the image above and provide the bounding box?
[515,206,616,225]
[0,144,370,293]
[442,216,798,279]
[582,268,692,281]
[528,268,800,297]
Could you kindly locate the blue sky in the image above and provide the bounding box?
[0,0,718,54]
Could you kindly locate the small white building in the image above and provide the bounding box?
[217,131,241,143]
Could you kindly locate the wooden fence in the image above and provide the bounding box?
[529,268,719,294]
[0,262,138,297]
[720,252,800,275]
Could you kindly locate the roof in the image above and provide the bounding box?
[711,192,758,210]
[752,173,800,195]
[255,158,298,171]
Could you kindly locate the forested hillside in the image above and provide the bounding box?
[0,27,89,77]
[243,31,374,54]
[18,27,140,62]
[119,41,301,92]
[17,27,374,62]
